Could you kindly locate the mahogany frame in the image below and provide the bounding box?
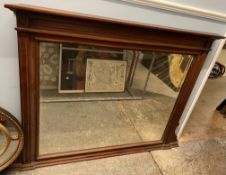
[5,4,223,170]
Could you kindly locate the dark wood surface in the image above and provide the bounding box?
[4,3,223,170]
[4,3,224,39]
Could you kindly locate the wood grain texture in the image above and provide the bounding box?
[4,3,222,170]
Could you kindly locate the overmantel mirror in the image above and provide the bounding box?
[5,4,223,169]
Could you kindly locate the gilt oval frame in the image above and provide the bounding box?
[0,107,24,171]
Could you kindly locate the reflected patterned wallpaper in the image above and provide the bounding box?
[40,43,60,90]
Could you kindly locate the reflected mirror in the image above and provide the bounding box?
[0,107,24,171]
[39,42,193,156]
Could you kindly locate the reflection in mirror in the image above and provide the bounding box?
[0,108,23,171]
[39,43,193,156]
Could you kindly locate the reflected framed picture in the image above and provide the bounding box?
[85,59,127,92]
[58,44,125,93]
[58,44,86,93]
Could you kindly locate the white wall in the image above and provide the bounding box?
[0,0,226,137]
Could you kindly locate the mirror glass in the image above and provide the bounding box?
[39,42,193,156]
[0,109,23,171]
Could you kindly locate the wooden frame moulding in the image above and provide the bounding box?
[4,3,224,170]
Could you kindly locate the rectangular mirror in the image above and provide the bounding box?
[39,42,193,156]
